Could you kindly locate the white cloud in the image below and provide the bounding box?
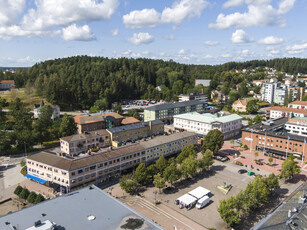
[209,0,296,29]
[204,40,219,46]
[258,36,284,45]
[163,35,175,40]
[0,0,25,26]
[62,24,95,41]
[223,0,244,8]
[111,29,118,36]
[178,49,186,55]
[129,32,154,45]
[286,42,307,54]
[231,29,253,43]
[221,53,232,58]
[239,49,249,56]
[123,8,161,29]
[123,0,209,29]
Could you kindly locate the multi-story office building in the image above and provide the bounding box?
[265,106,307,120]
[26,132,197,190]
[174,112,242,139]
[242,117,307,160]
[74,113,124,134]
[60,130,111,156]
[144,100,207,123]
[106,120,164,147]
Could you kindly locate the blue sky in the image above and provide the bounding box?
[0,0,306,67]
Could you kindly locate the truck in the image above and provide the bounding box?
[196,195,210,209]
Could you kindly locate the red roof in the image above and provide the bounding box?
[121,117,140,125]
[267,106,307,114]
[289,100,307,106]
[0,80,14,84]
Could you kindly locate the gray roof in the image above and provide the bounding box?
[145,100,207,112]
[107,120,163,134]
[0,185,163,230]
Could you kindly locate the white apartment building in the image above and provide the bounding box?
[178,93,207,102]
[288,101,307,110]
[60,130,111,156]
[285,117,307,137]
[266,106,307,120]
[261,83,275,103]
[174,112,242,139]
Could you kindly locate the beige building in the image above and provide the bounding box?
[232,99,248,112]
[106,120,164,147]
[211,90,227,103]
[60,129,111,156]
[26,132,197,190]
[74,113,124,134]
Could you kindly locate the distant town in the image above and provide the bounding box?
[0,58,307,230]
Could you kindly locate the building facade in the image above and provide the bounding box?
[74,113,124,134]
[34,104,60,120]
[174,112,242,139]
[106,120,164,147]
[60,130,111,156]
[266,106,307,120]
[273,86,287,105]
[178,93,207,102]
[261,83,275,103]
[26,132,197,190]
[0,80,14,90]
[288,100,307,110]
[195,79,211,87]
[285,117,307,137]
[144,100,207,123]
[232,99,248,112]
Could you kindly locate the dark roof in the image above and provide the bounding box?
[60,129,109,142]
[145,100,207,111]
[74,113,124,125]
[0,185,163,230]
[242,117,307,143]
[107,120,163,134]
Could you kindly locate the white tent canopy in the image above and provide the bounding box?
[188,186,211,199]
[176,194,197,206]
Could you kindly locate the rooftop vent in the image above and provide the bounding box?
[87,215,96,221]
[34,220,41,227]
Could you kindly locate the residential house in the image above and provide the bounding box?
[232,99,248,112]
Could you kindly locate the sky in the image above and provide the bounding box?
[0,0,306,67]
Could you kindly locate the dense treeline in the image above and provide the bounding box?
[1,56,306,109]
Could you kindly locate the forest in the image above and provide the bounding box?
[0,56,307,109]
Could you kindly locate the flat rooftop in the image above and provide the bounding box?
[174,112,242,123]
[0,186,163,230]
[107,120,163,134]
[145,100,207,111]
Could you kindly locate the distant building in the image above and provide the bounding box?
[273,86,287,105]
[232,99,248,112]
[285,117,307,136]
[26,132,197,189]
[266,106,307,120]
[33,100,60,120]
[0,80,14,90]
[121,116,140,125]
[211,90,227,103]
[178,93,207,102]
[0,185,163,230]
[195,79,211,87]
[289,100,307,110]
[74,113,124,134]
[174,112,242,139]
[106,120,164,147]
[144,100,208,123]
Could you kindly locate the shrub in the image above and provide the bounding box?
[19,188,30,200]
[34,194,45,204]
[14,185,23,196]
[27,192,37,203]
[243,145,249,150]
[20,159,26,167]
[20,166,27,176]
[235,161,243,166]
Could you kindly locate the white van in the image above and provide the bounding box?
[196,196,210,209]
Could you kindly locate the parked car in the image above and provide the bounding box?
[214,155,229,162]
[238,169,248,174]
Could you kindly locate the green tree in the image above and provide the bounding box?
[198,149,214,172]
[27,191,37,203]
[119,174,139,194]
[230,139,234,148]
[147,164,158,181]
[254,151,259,160]
[280,155,301,180]
[302,95,307,101]
[133,163,148,184]
[155,156,168,175]
[14,185,23,196]
[153,173,166,193]
[253,114,263,123]
[94,98,109,111]
[238,82,248,98]
[89,105,99,113]
[113,104,123,114]
[217,196,241,227]
[34,194,45,204]
[179,156,198,179]
[59,114,77,137]
[33,105,53,142]
[246,99,259,114]
[264,173,280,193]
[19,187,30,200]
[163,162,181,186]
[202,129,224,154]
[268,157,273,165]
[176,145,197,164]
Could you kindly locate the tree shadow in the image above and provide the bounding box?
[219,149,241,156]
[163,186,179,194]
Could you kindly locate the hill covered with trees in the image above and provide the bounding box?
[1,56,307,109]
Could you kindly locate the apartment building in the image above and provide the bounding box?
[106,120,164,147]
[26,132,197,190]
[288,100,307,110]
[273,86,287,105]
[232,99,248,112]
[242,117,307,160]
[144,100,207,123]
[178,93,207,102]
[285,117,307,137]
[174,112,242,139]
[266,106,307,120]
[74,113,124,133]
[60,129,111,156]
[261,83,275,103]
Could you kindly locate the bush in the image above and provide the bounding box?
[20,166,27,176]
[243,145,249,150]
[19,188,30,200]
[27,192,37,203]
[20,159,26,167]
[14,185,23,196]
[235,161,243,166]
[34,194,45,204]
